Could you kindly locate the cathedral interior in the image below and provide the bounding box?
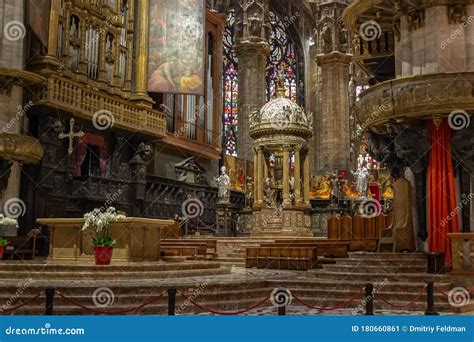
[0,0,472,316]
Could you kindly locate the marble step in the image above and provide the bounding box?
[218,252,246,258]
[323,264,427,274]
[335,258,428,267]
[0,268,231,281]
[216,257,246,263]
[0,280,270,296]
[348,252,427,260]
[0,261,222,272]
[309,270,448,283]
[267,279,453,293]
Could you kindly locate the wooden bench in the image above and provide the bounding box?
[2,229,40,260]
[161,239,218,260]
[160,246,199,258]
[246,246,318,270]
[272,239,350,258]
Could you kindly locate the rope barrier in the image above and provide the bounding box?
[292,289,364,311]
[180,291,270,315]
[377,285,426,308]
[188,221,217,231]
[0,292,42,313]
[57,291,165,315]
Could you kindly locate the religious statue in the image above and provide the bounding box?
[448,4,467,24]
[407,10,424,31]
[329,173,342,207]
[319,8,333,54]
[264,175,275,207]
[239,0,266,40]
[248,12,263,37]
[320,22,333,54]
[338,19,349,53]
[245,177,254,208]
[311,175,330,199]
[288,175,296,205]
[352,163,370,198]
[132,142,153,162]
[216,166,231,203]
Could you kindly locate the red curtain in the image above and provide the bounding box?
[427,119,459,267]
[74,133,107,176]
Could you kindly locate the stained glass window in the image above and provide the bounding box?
[223,11,238,156]
[222,10,302,156]
[266,12,298,102]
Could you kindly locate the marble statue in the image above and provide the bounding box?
[329,173,342,206]
[352,164,370,198]
[216,166,231,202]
[264,176,273,207]
[288,175,296,204]
[245,177,254,208]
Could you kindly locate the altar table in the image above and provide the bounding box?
[36,218,176,262]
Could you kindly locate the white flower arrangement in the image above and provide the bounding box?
[0,214,18,227]
[82,207,125,233]
[82,207,125,247]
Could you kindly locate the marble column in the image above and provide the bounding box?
[0,0,25,214]
[253,148,258,206]
[315,52,352,172]
[303,152,310,204]
[257,147,264,203]
[282,146,290,203]
[294,148,301,202]
[235,42,270,160]
[234,0,270,160]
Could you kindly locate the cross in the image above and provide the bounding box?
[58,118,85,155]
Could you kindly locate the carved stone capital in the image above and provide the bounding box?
[0,133,44,165]
[316,51,352,66]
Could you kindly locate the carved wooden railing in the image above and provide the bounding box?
[144,175,244,229]
[449,233,474,273]
[65,173,245,231]
[35,75,166,138]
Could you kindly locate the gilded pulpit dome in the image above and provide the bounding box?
[249,78,313,140]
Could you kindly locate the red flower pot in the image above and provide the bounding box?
[93,246,113,265]
[0,246,4,260]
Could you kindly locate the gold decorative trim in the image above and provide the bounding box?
[0,133,44,165]
[0,67,46,95]
[354,72,474,131]
[344,0,474,32]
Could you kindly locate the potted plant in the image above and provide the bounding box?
[82,207,125,265]
[0,215,18,260]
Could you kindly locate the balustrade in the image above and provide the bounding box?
[35,76,166,137]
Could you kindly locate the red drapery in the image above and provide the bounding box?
[427,119,459,267]
[75,133,107,176]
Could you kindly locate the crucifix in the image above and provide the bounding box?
[58,118,85,155]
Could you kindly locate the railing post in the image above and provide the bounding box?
[364,283,374,316]
[425,282,439,316]
[278,305,286,316]
[426,252,445,274]
[44,288,55,316]
[167,288,177,316]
